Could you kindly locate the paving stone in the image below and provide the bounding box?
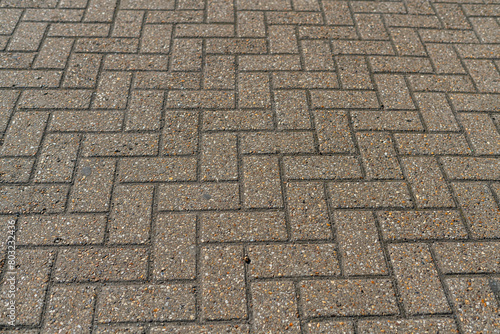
[171,39,202,71]
[433,241,500,274]
[166,90,235,109]
[201,245,247,320]
[0,111,48,156]
[243,155,282,209]
[96,284,195,322]
[158,183,240,211]
[274,90,310,129]
[0,184,68,214]
[284,156,361,180]
[238,72,271,108]
[357,318,459,333]
[470,17,500,43]
[104,54,169,71]
[54,247,148,282]
[351,110,423,131]
[162,111,198,155]
[49,110,124,132]
[150,325,249,333]
[0,9,22,34]
[394,133,472,155]
[95,324,146,334]
[93,71,132,109]
[389,243,450,315]
[120,0,174,9]
[200,132,238,181]
[251,281,300,333]
[63,53,101,88]
[176,24,234,37]
[42,285,96,332]
[414,92,459,131]
[112,10,144,37]
[205,38,267,54]
[300,279,398,317]
[108,184,153,244]
[446,277,500,333]
[449,93,500,112]
[268,25,298,53]
[337,55,373,89]
[207,0,234,22]
[298,26,357,40]
[330,40,394,55]
[118,157,197,182]
[153,213,196,280]
[328,181,412,208]
[313,110,355,153]
[8,22,47,51]
[48,23,110,37]
[17,214,106,245]
[248,243,339,278]
[240,131,316,154]
[135,72,200,89]
[452,182,500,238]
[33,133,79,183]
[465,59,500,93]
[0,158,34,182]
[125,90,164,131]
[84,0,116,22]
[82,133,159,157]
[322,0,353,25]
[311,90,379,109]
[203,55,235,89]
[305,321,354,334]
[357,132,403,180]
[301,40,334,71]
[401,156,455,208]
[18,89,92,109]
[441,157,500,180]
[74,38,139,53]
[356,13,389,40]
[200,211,287,242]
[202,109,273,130]
[239,55,301,71]
[408,74,475,93]
[272,71,339,89]
[0,70,62,88]
[0,249,54,325]
[459,113,500,155]
[377,210,467,240]
[375,74,415,110]
[69,158,115,212]
[385,14,441,28]
[351,1,406,13]
[0,90,19,132]
[237,11,265,37]
[335,211,387,275]
[389,28,426,56]
[426,43,466,74]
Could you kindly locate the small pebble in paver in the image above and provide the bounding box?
[96,284,196,323]
[300,279,398,317]
[17,214,106,245]
[446,277,500,333]
[389,243,450,315]
[357,318,458,333]
[0,249,54,326]
[248,243,340,278]
[53,247,148,282]
[201,245,247,320]
[108,184,154,244]
[286,182,331,240]
[42,285,96,333]
[152,213,196,280]
[377,210,467,240]
[335,211,387,275]
[251,281,300,333]
[432,241,500,274]
[200,211,287,242]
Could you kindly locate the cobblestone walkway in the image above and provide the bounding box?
[0,0,499,332]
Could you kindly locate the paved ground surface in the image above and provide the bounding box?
[0,0,499,333]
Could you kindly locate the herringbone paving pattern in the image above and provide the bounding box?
[0,0,499,332]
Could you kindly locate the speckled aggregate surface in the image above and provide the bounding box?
[0,0,499,333]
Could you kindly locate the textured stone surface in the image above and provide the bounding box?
[1,1,499,331]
